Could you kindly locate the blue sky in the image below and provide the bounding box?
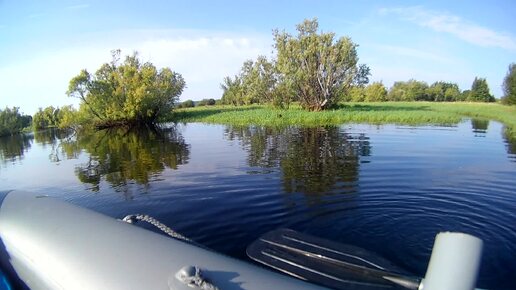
[1,0,515,115]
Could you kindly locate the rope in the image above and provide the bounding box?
[121,215,219,289]
[122,214,191,242]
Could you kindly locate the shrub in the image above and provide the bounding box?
[178,100,195,108]
[197,98,216,106]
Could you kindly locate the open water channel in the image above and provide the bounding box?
[0,119,515,289]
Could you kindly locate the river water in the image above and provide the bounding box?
[0,120,515,289]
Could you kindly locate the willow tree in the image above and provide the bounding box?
[220,75,244,106]
[67,50,185,128]
[274,19,369,111]
[241,56,278,105]
[221,56,278,106]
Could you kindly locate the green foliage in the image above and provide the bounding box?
[33,105,80,130]
[32,110,45,129]
[460,90,471,102]
[220,76,245,106]
[346,86,365,102]
[57,105,80,129]
[274,18,369,111]
[469,77,495,102]
[426,81,461,102]
[221,56,279,107]
[364,82,387,102]
[270,81,294,109]
[502,63,516,105]
[221,19,369,111]
[177,100,195,108]
[0,107,31,136]
[67,49,186,128]
[33,106,59,129]
[242,56,278,105]
[197,98,216,106]
[387,80,429,101]
[364,80,462,103]
[355,64,371,88]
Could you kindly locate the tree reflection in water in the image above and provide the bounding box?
[225,126,371,195]
[471,119,489,137]
[503,127,516,162]
[0,133,32,164]
[34,128,77,162]
[34,128,74,147]
[61,125,190,194]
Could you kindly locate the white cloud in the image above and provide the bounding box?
[380,6,516,51]
[0,29,271,114]
[135,35,270,99]
[137,36,268,80]
[65,4,90,10]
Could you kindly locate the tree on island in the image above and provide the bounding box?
[468,77,495,102]
[221,18,370,111]
[67,50,185,129]
[274,19,369,111]
[502,63,516,105]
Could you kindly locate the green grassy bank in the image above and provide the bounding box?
[172,102,516,131]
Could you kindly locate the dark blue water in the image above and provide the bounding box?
[0,120,515,289]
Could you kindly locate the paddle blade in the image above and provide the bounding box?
[247,229,420,290]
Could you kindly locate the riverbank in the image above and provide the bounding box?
[171,102,516,131]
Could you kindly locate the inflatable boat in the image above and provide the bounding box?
[0,191,484,290]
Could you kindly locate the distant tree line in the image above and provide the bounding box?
[0,107,32,137]
[176,98,217,108]
[32,105,79,130]
[0,105,80,136]
[344,77,495,103]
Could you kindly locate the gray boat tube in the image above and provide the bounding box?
[0,191,326,290]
